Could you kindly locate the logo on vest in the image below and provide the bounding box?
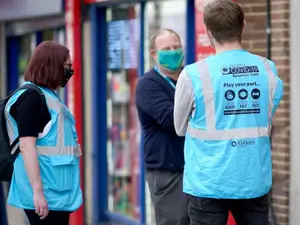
[251,88,261,100]
[231,140,256,148]
[225,90,235,101]
[221,65,259,77]
[238,89,248,100]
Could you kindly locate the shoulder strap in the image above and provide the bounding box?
[6,84,46,158]
[6,83,45,102]
[17,83,44,97]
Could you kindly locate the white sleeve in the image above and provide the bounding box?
[174,68,195,136]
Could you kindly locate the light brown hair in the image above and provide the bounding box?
[149,29,181,50]
[24,41,70,90]
[203,0,244,44]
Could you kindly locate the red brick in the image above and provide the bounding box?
[201,1,292,221]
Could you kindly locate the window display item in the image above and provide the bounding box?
[106,5,141,221]
[111,73,130,103]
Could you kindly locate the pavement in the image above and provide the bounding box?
[6,205,29,225]
[2,182,28,225]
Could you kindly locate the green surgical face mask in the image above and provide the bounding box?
[157,48,184,71]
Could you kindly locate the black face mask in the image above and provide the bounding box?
[61,68,74,87]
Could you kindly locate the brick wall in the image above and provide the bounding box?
[237,0,290,224]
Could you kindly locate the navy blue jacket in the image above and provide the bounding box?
[135,68,185,172]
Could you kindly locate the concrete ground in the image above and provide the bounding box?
[2,182,28,225]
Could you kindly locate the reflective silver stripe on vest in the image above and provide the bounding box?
[36,145,81,156]
[187,126,269,140]
[5,90,81,157]
[260,57,278,122]
[195,61,216,130]
[260,57,278,135]
[187,58,277,140]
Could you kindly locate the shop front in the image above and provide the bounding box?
[0,1,66,224]
[6,29,66,91]
[81,0,195,224]
[1,0,66,97]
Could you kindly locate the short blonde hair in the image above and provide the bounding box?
[149,28,181,50]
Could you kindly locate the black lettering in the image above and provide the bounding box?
[228,66,260,75]
[224,109,261,115]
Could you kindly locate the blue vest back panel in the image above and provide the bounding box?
[183,50,283,199]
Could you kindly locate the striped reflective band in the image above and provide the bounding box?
[187,58,277,140]
[36,145,81,157]
[260,57,278,123]
[11,142,20,155]
[5,90,81,157]
[194,61,216,130]
[187,126,269,141]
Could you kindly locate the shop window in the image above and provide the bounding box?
[106,4,141,221]
[144,0,187,71]
[42,30,54,41]
[19,34,35,85]
[143,1,187,224]
[52,29,66,102]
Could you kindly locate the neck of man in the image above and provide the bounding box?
[157,64,181,80]
[214,41,243,54]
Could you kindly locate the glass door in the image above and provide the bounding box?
[53,28,67,102]
[18,30,56,87]
[0,24,6,97]
[144,0,187,71]
[106,3,142,221]
[18,33,35,86]
[144,1,187,224]
[42,29,55,41]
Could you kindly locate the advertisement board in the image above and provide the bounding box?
[195,0,215,60]
[0,0,63,21]
[84,0,110,3]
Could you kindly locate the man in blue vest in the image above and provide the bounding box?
[174,1,283,225]
[136,29,189,225]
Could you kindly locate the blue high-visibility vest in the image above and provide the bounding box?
[183,50,283,199]
[4,82,83,211]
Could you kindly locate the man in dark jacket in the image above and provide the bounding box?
[135,29,189,225]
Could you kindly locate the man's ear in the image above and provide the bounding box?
[206,30,216,48]
[207,29,211,37]
[242,20,247,34]
[206,28,213,40]
[150,49,157,61]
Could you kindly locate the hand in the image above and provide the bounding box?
[33,190,49,220]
